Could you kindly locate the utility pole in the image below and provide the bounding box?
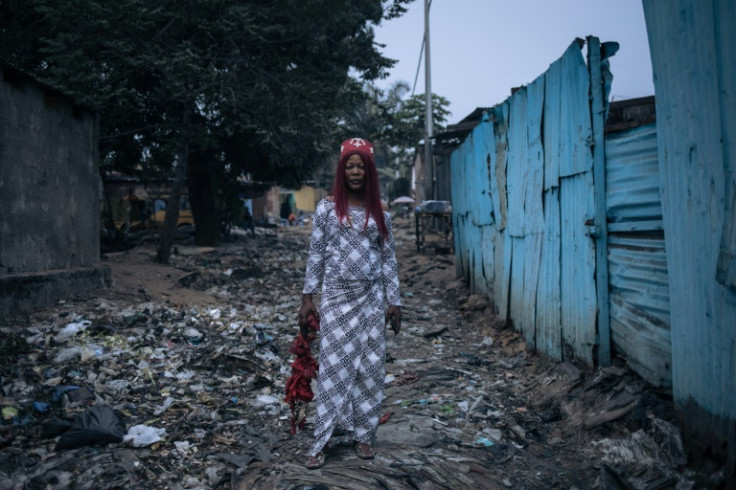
[423,0,433,202]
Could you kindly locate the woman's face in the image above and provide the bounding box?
[344,154,366,194]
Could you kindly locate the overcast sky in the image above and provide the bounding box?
[373,0,654,122]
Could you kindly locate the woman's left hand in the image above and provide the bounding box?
[385,306,402,335]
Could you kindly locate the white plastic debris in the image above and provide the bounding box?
[53,346,83,363]
[174,440,194,455]
[484,427,503,441]
[175,370,196,380]
[252,394,281,407]
[123,424,166,447]
[55,320,91,343]
[153,396,175,416]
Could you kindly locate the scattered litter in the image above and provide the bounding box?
[124,424,166,447]
[55,320,91,343]
[55,405,125,451]
[2,407,18,420]
[0,224,708,488]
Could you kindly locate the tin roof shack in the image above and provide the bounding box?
[0,63,110,321]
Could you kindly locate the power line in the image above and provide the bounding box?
[411,0,432,96]
[411,37,424,96]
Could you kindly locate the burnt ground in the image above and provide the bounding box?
[0,217,730,489]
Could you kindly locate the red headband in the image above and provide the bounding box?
[340,137,375,166]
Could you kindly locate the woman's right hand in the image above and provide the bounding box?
[298,295,319,338]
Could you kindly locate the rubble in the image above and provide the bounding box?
[0,218,726,489]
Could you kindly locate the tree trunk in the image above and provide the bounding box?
[156,112,191,264]
[188,165,219,246]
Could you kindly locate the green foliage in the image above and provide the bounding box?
[388,92,451,159]
[334,80,451,199]
[1,0,416,252]
[0,0,414,185]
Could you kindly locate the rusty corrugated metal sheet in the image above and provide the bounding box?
[643,0,736,465]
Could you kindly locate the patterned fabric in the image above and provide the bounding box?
[340,138,375,167]
[303,199,401,456]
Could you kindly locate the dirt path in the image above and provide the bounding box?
[0,218,716,489]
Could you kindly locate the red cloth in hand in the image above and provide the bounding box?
[284,312,320,434]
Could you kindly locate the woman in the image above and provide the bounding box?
[298,137,402,469]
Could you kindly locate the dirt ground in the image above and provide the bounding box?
[0,217,730,489]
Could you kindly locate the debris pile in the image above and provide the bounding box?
[0,220,724,489]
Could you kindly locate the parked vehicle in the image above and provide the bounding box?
[148,196,195,230]
[113,195,194,232]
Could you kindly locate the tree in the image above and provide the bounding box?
[335,81,451,201]
[387,92,451,162]
[0,0,413,259]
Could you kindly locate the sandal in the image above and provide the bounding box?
[355,442,374,460]
[305,451,326,469]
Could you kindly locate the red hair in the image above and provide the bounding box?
[332,151,389,240]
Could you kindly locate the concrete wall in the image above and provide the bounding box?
[0,64,109,320]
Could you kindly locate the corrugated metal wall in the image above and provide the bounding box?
[448,1,736,468]
[449,39,673,385]
[643,0,736,468]
[605,124,671,387]
[450,40,600,364]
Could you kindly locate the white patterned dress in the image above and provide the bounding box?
[303,199,401,457]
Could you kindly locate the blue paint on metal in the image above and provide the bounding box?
[444,0,735,464]
[643,0,736,463]
[589,36,612,366]
[560,171,597,365]
[506,87,527,239]
[558,41,593,178]
[520,75,546,346]
[492,103,511,320]
[604,122,670,386]
[606,124,661,221]
[608,233,670,386]
[449,40,598,362]
[535,187,562,358]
